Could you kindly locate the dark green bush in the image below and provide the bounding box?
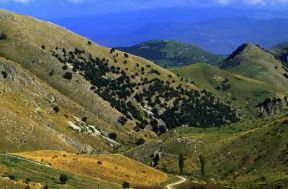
[0,32,7,40]
[63,72,73,80]
[108,132,117,140]
[59,174,68,184]
[122,181,130,189]
[136,138,145,145]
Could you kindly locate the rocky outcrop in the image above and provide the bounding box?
[257,97,288,116]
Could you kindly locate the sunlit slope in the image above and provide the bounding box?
[0,56,135,153]
[15,150,169,186]
[0,154,121,189]
[0,9,238,134]
[170,63,286,117]
[221,43,288,89]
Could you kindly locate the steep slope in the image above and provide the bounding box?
[221,43,288,89]
[117,40,224,68]
[0,9,238,141]
[170,63,285,117]
[0,56,131,153]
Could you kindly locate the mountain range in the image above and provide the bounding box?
[51,8,288,54]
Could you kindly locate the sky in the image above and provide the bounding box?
[1,0,288,18]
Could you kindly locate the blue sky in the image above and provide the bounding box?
[1,0,288,18]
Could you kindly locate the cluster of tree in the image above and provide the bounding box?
[51,46,238,133]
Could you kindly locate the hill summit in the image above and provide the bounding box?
[221,43,288,89]
[117,40,223,68]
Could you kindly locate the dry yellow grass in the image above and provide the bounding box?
[15,150,169,186]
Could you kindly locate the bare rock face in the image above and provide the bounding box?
[257,97,288,116]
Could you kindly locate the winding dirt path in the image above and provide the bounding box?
[166,176,187,189]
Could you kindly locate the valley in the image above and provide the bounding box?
[0,8,288,189]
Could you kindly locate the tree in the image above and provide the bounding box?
[178,153,184,174]
[63,72,73,80]
[0,32,7,40]
[108,132,117,140]
[135,138,145,145]
[199,155,206,178]
[59,174,68,184]
[122,181,130,189]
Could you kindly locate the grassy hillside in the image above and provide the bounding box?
[117,40,224,68]
[0,9,238,143]
[221,43,288,89]
[127,115,288,189]
[0,55,146,154]
[170,63,287,118]
[15,150,169,186]
[0,154,121,189]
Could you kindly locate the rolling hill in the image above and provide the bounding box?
[170,63,284,118]
[221,43,288,90]
[117,40,224,68]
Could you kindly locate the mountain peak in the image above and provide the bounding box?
[221,43,271,69]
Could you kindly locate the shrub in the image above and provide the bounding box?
[2,71,7,79]
[110,48,116,54]
[41,45,46,50]
[136,138,145,145]
[63,72,73,80]
[81,116,88,122]
[118,116,128,125]
[53,106,60,113]
[59,174,68,184]
[25,177,31,184]
[43,186,49,189]
[48,69,54,76]
[87,40,92,45]
[108,132,117,140]
[124,53,129,58]
[122,181,130,189]
[0,32,7,40]
[62,65,68,70]
[8,175,15,180]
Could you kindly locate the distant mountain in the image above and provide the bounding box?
[221,43,288,89]
[117,40,224,68]
[92,17,288,54]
